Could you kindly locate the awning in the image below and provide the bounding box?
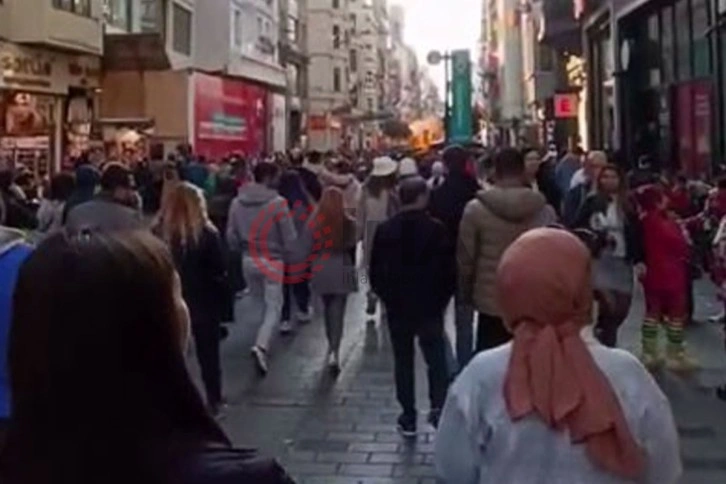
[102,33,171,71]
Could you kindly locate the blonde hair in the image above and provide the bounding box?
[155,182,210,246]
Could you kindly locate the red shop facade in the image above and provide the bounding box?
[192,72,269,160]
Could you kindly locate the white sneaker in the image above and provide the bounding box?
[297,309,312,324]
[327,351,340,372]
[279,320,294,335]
[251,346,268,375]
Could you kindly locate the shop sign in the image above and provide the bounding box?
[308,115,327,131]
[554,93,578,118]
[0,42,100,94]
[193,72,268,160]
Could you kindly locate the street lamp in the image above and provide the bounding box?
[427,50,451,143]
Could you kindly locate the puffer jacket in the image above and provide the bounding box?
[457,184,557,316]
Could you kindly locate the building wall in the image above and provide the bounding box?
[500,0,524,121]
[100,70,190,140]
[194,0,232,72]
[1,0,104,55]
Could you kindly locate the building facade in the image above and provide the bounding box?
[0,0,103,173]
[306,0,350,151]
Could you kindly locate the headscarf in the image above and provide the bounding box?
[497,228,645,479]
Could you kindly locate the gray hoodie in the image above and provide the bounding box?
[226,183,297,261]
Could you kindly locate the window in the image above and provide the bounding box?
[333,0,340,8]
[675,0,692,80]
[333,25,341,49]
[333,67,342,92]
[661,7,674,83]
[692,0,711,77]
[53,0,91,16]
[287,16,299,43]
[350,49,358,72]
[258,17,263,35]
[233,9,242,47]
[367,98,373,111]
[350,13,357,32]
[536,45,553,72]
[172,3,192,55]
[647,14,661,86]
[103,0,132,30]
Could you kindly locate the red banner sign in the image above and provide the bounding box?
[193,73,268,160]
[554,93,578,118]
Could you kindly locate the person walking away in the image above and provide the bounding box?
[436,228,681,484]
[428,145,480,368]
[359,156,399,316]
[296,187,357,371]
[370,177,455,436]
[524,148,561,212]
[397,158,419,181]
[37,172,75,235]
[0,231,295,484]
[458,148,557,353]
[574,165,644,347]
[208,175,245,298]
[0,226,33,450]
[0,171,37,230]
[62,164,100,224]
[427,161,446,190]
[554,146,583,197]
[226,162,296,375]
[325,159,361,264]
[154,183,229,415]
[278,167,315,333]
[635,186,696,371]
[562,150,607,227]
[65,163,143,234]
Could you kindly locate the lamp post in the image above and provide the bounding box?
[427,50,451,143]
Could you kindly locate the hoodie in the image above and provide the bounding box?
[457,185,556,316]
[226,183,297,262]
[0,227,33,419]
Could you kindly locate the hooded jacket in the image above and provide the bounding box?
[226,183,296,261]
[457,184,556,316]
[0,227,33,419]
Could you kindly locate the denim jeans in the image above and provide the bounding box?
[282,279,311,322]
[242,255,284,351]
[454,294,475,369]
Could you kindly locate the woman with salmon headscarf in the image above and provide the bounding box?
[434,228,681,484]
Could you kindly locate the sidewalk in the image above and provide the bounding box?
[202,279,726,483]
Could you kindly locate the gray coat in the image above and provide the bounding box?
[297,218,358,295]
[65,196,143,234]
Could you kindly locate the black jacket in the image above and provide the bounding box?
[427,172,479,244]
[295,167,322,202]
[370,210,455,323]
[179,447,295,484]
[573,193,644,264]
[170,226,230,324]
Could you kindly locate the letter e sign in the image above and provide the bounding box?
[554,94,577,118]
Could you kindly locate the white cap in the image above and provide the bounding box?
[398,158,418,177]
[370,156,398,177]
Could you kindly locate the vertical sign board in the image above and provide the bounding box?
[448,50,473,144]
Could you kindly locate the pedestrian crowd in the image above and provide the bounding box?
[1,141,721,483]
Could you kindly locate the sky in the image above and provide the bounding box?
[394,0,480,91]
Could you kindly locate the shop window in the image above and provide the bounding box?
[333,67,342,92]
[692,0,711,77]
[675,0,692,81]
[172,3,192,56]
[53,0,91,17]
[661,7,675,83]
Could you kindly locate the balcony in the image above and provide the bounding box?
[1,0,103,56]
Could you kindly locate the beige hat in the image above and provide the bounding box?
[398,158,418,177]
[371,156,398,177]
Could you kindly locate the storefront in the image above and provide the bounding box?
[584,0,720,176]
[0,41,100,174]
[192,72,269,160]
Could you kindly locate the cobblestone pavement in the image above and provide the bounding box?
[190,279,726,483]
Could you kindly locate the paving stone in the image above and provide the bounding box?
[369,452,424,465]
[316,452,370,464]
[288,462,340,476]
[392,464,438,478]
[338,463,394,477]
[348,442,399,453]
[297,440,350,453]
[327,432,376,442]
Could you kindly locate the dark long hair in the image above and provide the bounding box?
[596,164,632,216]
[0,231,228,484]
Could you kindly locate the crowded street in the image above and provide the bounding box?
[204,278,726,484]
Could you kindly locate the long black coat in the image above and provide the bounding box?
[170,226,230,325]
